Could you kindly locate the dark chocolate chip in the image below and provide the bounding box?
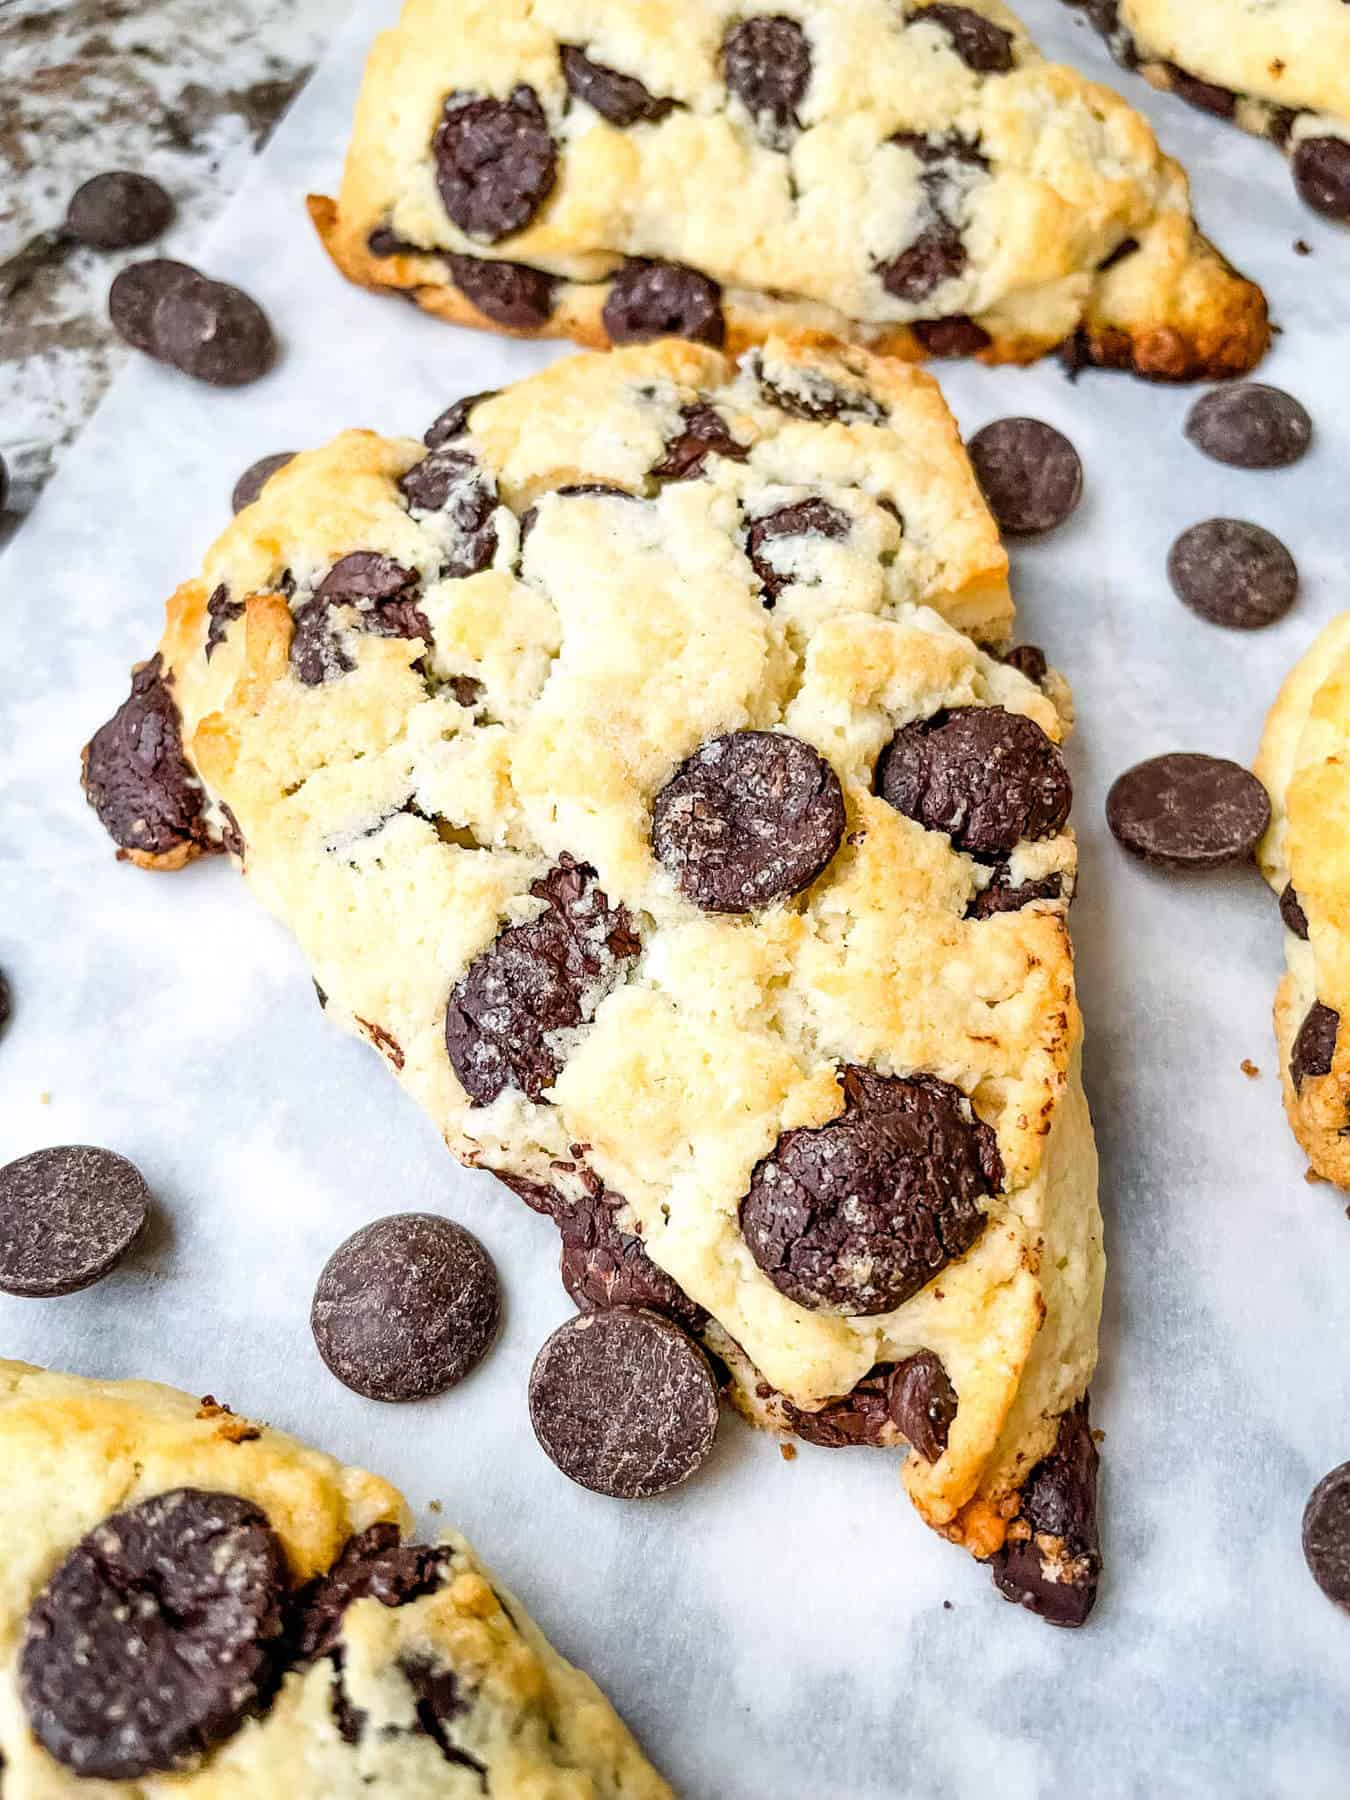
[20,1489,287,1778]
[152,275,276,386]
[1162,61,1236,118]
[1304,1463,1350,1608]
[231,451,296,515]
[915,4,1015,72]
[0,451,8,514]
[892,129,989,172]
[877,706,1072,857]
[966,866,1064,919]
[424,391,499,448]
[1184,385,1312,470]
[969,418,1083,537]
[399,1653,484,1776]
[879,219,967,303]
[67,171,173,249]
[523,1176,708,1332]
[290,554,429,686]
[0,1145,149,1298]
[314,980,329,1010]
[445,858,640,1105]
[399,449,499,576]
[1292,1001,1339,1090]
[652,730,845,912]
[722,15,811,147]
[433,87,557,242]
[82,654,210,860]
[746,497,849,603]
[311,1212,500,1402]
[740,1065,1000,1314]
[528,1307,720,1498]
[990,1398,1101,1627]
[108,258,200,355]
[1002,644,1048,687]
[1168,519,1298,631]
[912,315,992,356]
[1280,883,1310,940]
[1097,235,1139,272]
[205,582,243,661]
[560,45,675,126]
[603,260,725,346]
[1105,753,1270,868]
[294,1524,448,1662]
[448,252,555,329]
[650,404,749,480]
[790,1351,957,1457]
[0,970,10,1036]
[1293,136,1350,223]
[367,225,425,257]
[752,353,885,424]
[890,1349,960,1461]
[1268,106,1300,149]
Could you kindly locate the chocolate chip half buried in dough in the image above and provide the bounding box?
[650,404,749,480]
[915,3,1015,72]
[448,252,555,329]
[108,258,200,354]
[876,706,1072,857]
[651,730,845,913]
[740,1065,1000,1315]
[81,655,210,861]
[1184,385,1312,470]
[0,1145,148,1297]
[231,451,296,515]
[528,1307,720,1498]
[969,418,1083,537]
[560,45,675,126]
[294,1523,449,1662]
[1292,137,1350,223]
[746,498,850,605]
[1280,882,1310,940]
[67,171,173,249]
[602,260,725,346]
[990,1397,1101,1627]
[152,275,275,386]
[1168,519,1298,630]
[424,390,499,448]
[433,87,557,242]
[722,16,811,147]
[20,1488,287,1779]
[1291,1001,1339,1090]
[1105,753,1270,869]
[1304,1463,1350,1608]
[789,1351,958,1459]
[311,1212,500,1401]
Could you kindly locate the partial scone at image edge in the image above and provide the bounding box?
[81,336,1105,1627]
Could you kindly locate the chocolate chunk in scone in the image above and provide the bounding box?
[231,451,297,515]
[915,3,1015,73]
[651,403,749,480]
[561,44,676,126]
[424,389,499,447]
[722,15,812,148]
[1168,519,1298,631]
[449,252,556,329]
[602,260,725,346]
[399,447,499,576]
[746,498,850,604]
[433,86,557,241]
[290,553,430,685]
[294,1523,449,1661]
[1280,883,1310,941]
[1291,1002,1339,1091]
[967,866,1064,920]
[82,654,213,865]
[789,1351,958,1459]
[990,1398,1101,1627]
[20,1488,288,1778]
[877,706,1072,857]
[1106,753,1269,868]
[740,1066,1000,1314]
[0,1145,149,1297]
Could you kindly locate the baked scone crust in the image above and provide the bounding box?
[0,1360,673,1797]
[308,0,1267,379]
[1256,615,1350,1188]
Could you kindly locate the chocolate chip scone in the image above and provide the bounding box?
[1066,1,1350,224]
[1255,614,1350,1190]
[82,338,1105,1625]
[307,0,1267,381]
[0,1359,672,1796]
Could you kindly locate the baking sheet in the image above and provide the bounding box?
[2,3,1348,1792]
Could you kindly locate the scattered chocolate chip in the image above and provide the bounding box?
[603,260,725,346]
[1163,61,1236,118]
[0,1145,148,1298]
[969,418,1083,537]
[651,404,749,479]
[990,1398,1101,1626]
[879,219,967,303]
[152,274,275,386]
[82,654,211,861]
[877,707,1072,857]
[433,87,557,242]
[1293,137,1350,222]
[424,391,499,448]
[1184,384,1312,470]
[790,1351,957,1457]
[740,1065,999,1314]
[231,451,295,515]
[1002,645,1048,687]
[294,1524,448,1662]
[915,4,1015,72]
[448,252,555,329]
[311,1212,500,1402]
[912,315,991,356]
[1168,519,1298,630]
[1304,1463,1350,1608]
[967,866,1064,919]
[1292,1001,1339,1090]
[67,171,173,249]
[652,730,845,913]
[446,858,639,1104]
[722,15,811,147]
[561,45,674,126]
[528,1307,720,1498]
[20,1489,287,1778]
[1105,753,1270,869]
[108,258,199,355]
[290,554,429,686]
[399,448,499,575]
[1280,883,1310,940]
[752,354,885,424]
[747,497,849,603]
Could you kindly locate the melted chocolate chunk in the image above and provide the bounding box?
[294,1524,449,1662]
[651,404,749,479]
[367,225,425,257]
[603,260,725,346]
[740,1065,1000,1315]
[400,1654,486,1779]
[969,418,1083,537]
[1292,1001,1339,1090]
[1303,1463,1350,1609]
[424,391,499,448]
[752,354,886,424]
[560,45,675,126]
[205,582,244,659]
[912,315,992,356]
[1184,384,1312,471]
[790,1351,957,1459]
[879,218,967,303]
[747,496,849,603]
[1105,753,1269,869]
[0,1145,149,1298]
[448,252,555,329]
[82,655,210,860]
[1097,235,1140,272]
[652,730,845,913]
[433,87,557,242]
[990,1398,1101,1627]
[1168,519,1298,631]
[1293,137,1350,223]
[290,554,429,686]
[231,451,296,516]
[1001,644,1048,687]
[722,15,812,147]
[1280,883,1309,941]
[399,448,499,576]
[67,171,173,249]
[1163,60,1236,117]
[20,1490,287,1779]
[966,866,1064,919]
[892,129,989,172]
[445,858,639,1104]
[877,706,1072,857]
[916,3,1015,72]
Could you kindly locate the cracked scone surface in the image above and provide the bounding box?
[309,0,1267,379]
[82,338,1103,1601]
[0,1360,672,1797]
[1066,0,1350,221]
[1256,614,1350,1189]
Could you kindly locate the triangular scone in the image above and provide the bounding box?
[82,339,1105,1624]
[0,1359,672,1795]
[1066,0,1350,225]
[1255,615,1350,1189]
[308,0,1266,380]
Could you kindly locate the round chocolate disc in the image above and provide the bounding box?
[876,706,1071,857]
[1168,519,1298,630]
[20,1488,287,1780]
[108,258,201,355]
[968,418,1083,537]
[67,171,173,249]
[1106,753,1270,869]
[1293,136,1350,223]
[1184,384,1312,470]
[528,1307,720,1499]
[151,275,275,387]
[1304,1463,1350,1608]
[311,1212,501,1401]
[0,1146,149,1297]
[231,451,296,515]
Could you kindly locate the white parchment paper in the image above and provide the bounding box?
[2,4,1348,1793]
